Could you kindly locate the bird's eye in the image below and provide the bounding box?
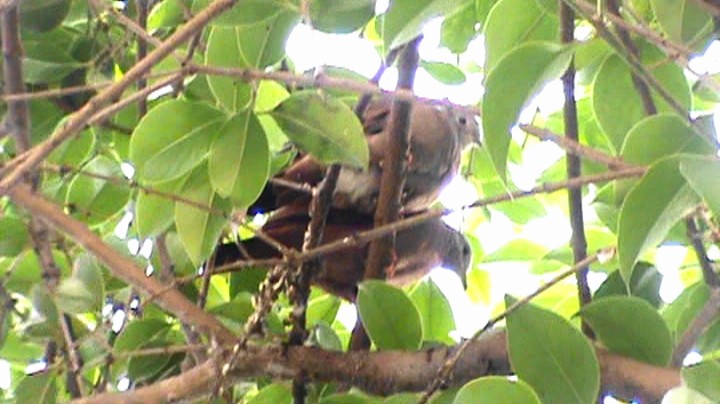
[458,116,467,125]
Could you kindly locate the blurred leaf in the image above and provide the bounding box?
[618,157,699,281]
[440,0,478,54]
[663,282,710,341]
[307,291,342,327]
[466,268,491,304]
[20,0,71,32]
[409,280,456,345]
[48,127,95,167]
[680,156,720,218]
[312,321,343,351]
[581,296,672,366]
[309,0,375,33]
[650,0,712,45]
[114,318,171,352]
[454,377,540,403]
[484,0,559,73]
[148,0,185,29]
[15,372,57,404]
[382,0,465,50]
[208,111,270,207]
[129,99,226,183]
[683,361,720,401]
[271,91,369,168]
[482,42,572,180]
[420,61,466,84]
[663,386,715,404]
[483,239,547,262]
[248,383,292,404]
[0,216,29,257]
[505,296,599,403]
[192,0,288,27]
[357,280,422,350]
[23,41,81,84]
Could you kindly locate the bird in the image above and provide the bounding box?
[214,204,472,300]
[268,96,481,215]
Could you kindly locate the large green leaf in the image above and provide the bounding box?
[581,296,672,366]
[23,41,81,84]
[357,280,422,350]
[192,0,288,27]
[309,0,375,33]
[683,361,720,401]
[204,26,252,112]
[270,91,369,168]
[618,157,699,281]
[594,263,663,308]
[483,0,559,73]
[208,112,270,208]
[381,0,465,50]
[454,377,540,404]
[15,372,58,404]
[56,254,105,314]
[129,100,226,183]
[0,216,29,257]
[680,156,720,218]
[65,155,131,226]
[175,165,231,265]
[505,296,599,404]
[650,0,713,45]
[592,44,691,152]
[20,0,71,32]
[409,280,456,345]
[134,177,183,238]
[621,115,714,165]
[482,41,572,180]
[439,0,478,54]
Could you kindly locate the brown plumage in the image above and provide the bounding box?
[215,205,471,300]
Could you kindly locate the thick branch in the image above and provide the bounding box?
[73,331,680,403]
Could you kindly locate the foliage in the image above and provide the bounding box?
[1,0,719,402]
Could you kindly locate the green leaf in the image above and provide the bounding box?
[454,377,540,404]
[680,156,720,218]
[482,41,572,180]
[382,0,465,50]
[592,44,691,152]
[20,0,71,32]
[440,0,479,54]
[271,91,369,168]
[466,268,491,305]
[663,386,715,404]
[6,250,70,295]
[72,254,105,311]
[618,157,699,281]
[621,115,714,165]
[56,278,96,315]
[0,216,29,257]
[483,0,559,73]
[148,0,185,29]
[129,99,226,183]
[409,280,456,345]
[505,296,599,404]
[581,296,672,366]
[174,165,231,265]
[683,361,720,401]
[306,291,342,327]
[663,282,710,341]
[15,372,58,404]
[208,112,270,208]
[23,41,82,84]
[65,155,131,226]
[357,280,422,350]
[650,0,713,45]
[248,383,292,404]
[48,127,95,167]
[205,26,253,112]
[594,263,663,308]
[210,293,254,326]
[312,321,343,351]
[114,318,171,352]
[192,0,288,27]
[482,239,547,262]
[135,178,183,238]
[309,0,375,33]
[420,61,466,84]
